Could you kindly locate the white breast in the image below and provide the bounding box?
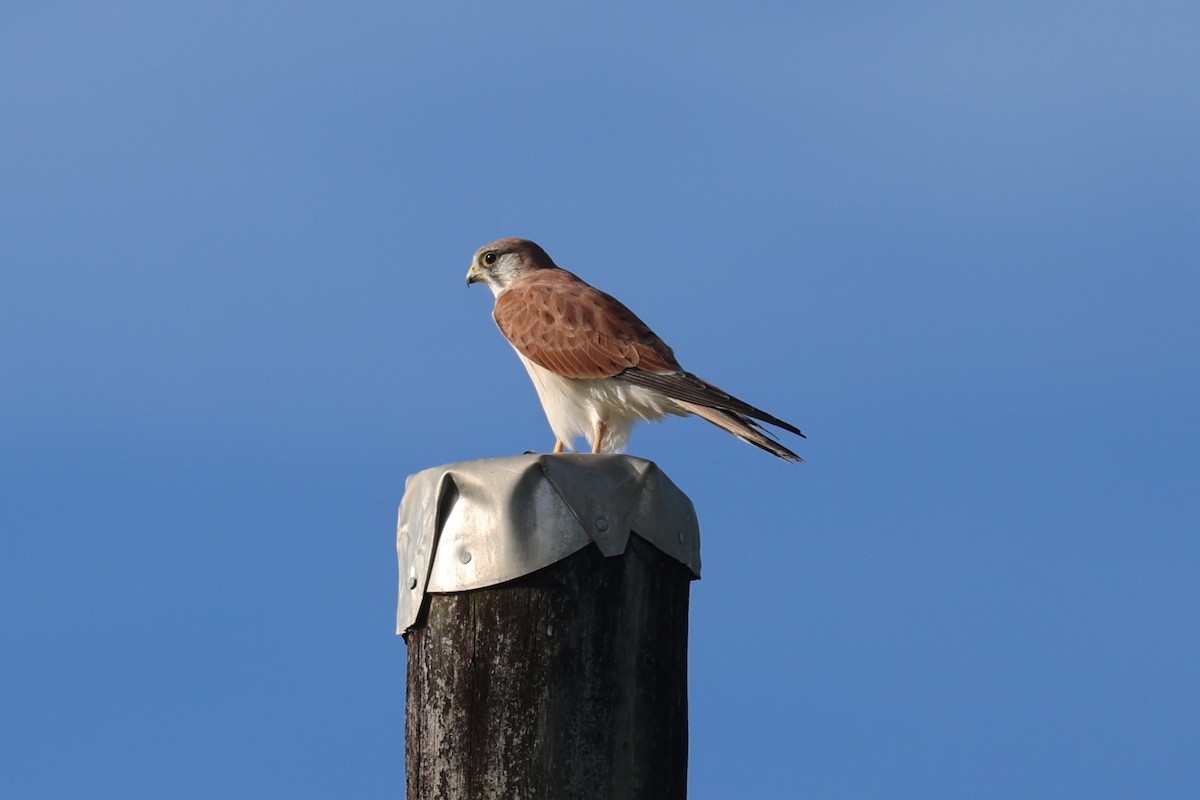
[513,349,685,452]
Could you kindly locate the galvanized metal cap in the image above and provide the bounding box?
[396,453,701,634]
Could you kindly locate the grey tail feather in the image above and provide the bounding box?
[674,400,803,462]
[616,369,805,439]
[616,368,805,460]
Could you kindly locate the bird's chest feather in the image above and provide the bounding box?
[513,351,595,432]
[513,349,679,433]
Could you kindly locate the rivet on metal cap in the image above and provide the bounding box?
[595,517,609,532]
[408,576,418,590]
[459,550,472,564]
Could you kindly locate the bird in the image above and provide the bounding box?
[465,237,805,462]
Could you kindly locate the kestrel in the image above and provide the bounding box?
[466,237,805,461]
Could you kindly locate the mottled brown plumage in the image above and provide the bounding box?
[493,269,680,379]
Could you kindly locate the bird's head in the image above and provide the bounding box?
[466,237,557,296]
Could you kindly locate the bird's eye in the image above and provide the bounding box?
[482,251,497,266]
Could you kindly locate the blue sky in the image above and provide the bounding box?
[2,1,1198,797]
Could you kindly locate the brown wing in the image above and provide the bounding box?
[493,268,680,379]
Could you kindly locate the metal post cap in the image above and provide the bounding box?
[396,453,701,634]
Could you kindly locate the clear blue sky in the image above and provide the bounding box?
[2,2,1197,797]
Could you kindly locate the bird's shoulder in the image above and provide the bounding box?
[492,268,680,377]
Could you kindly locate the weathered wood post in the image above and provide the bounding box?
[396,453,701,800]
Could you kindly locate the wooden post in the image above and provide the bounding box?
[396,455,699,800]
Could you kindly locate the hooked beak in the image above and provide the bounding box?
[465,264,483,287]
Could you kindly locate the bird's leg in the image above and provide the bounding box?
[552,440,564,454]
[591,420,607,454]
